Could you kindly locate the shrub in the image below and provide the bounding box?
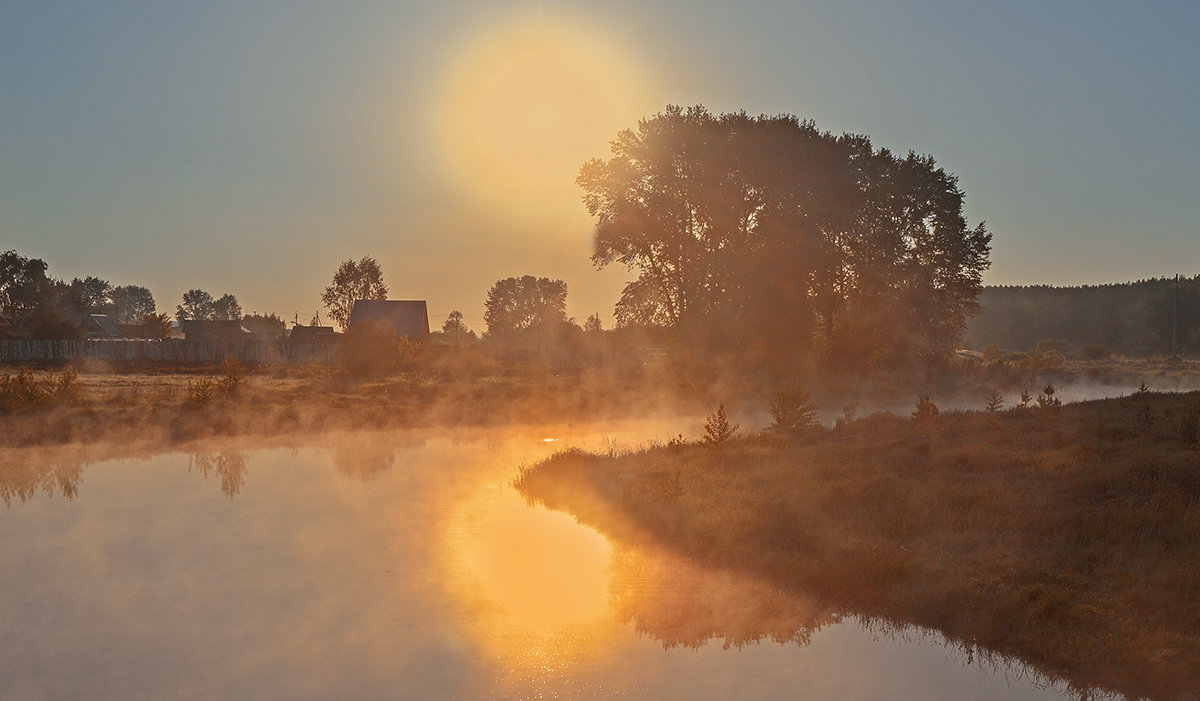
[702,404,739,447]
[188,376,217,403]
[218,356,245,397]
[768,384,819,437]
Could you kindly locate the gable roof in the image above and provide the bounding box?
[87,314,121,337]
[349,300,429,340]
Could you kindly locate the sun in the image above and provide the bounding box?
[431,17,653,216]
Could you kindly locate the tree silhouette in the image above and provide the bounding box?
[110,285,156,324]
[322,256,388,331]
[483,275,568,337]
[176,289,214,321]
[579,105,991,372]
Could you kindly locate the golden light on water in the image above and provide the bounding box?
[439,455,620,672]
[431,17,653,217]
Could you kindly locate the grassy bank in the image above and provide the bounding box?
[516,392,1200,701]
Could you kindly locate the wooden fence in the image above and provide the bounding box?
[0,339,339,365]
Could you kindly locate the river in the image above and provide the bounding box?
[0,422,1096,700]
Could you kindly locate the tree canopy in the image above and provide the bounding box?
[322,256,388,331]
[176,289,241,321]
[578,105,991,372]
[483,275,568,337]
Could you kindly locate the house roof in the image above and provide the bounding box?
[349,300,429,339]
[87,314,121,337]
[289,325,338,343]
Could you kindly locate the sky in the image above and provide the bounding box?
[3,1,1198,330]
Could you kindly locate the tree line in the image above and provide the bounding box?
[965,277,1200,357]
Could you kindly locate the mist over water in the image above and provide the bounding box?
[1,425,1089,700]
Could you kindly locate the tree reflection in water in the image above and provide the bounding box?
[608,544,840,650]
[0,455,84,505]
[188,451,248,498]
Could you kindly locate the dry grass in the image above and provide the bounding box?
[516,392,1200,701]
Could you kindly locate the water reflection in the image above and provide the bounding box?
[0,451,84,505]
[0,428,1097,700]
[188,450,248,498]
[609,545,840,650]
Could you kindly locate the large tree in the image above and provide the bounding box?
[577,105,991,370]
[322,256,388,331]
[176,289,215,321]
[483,275,568,337]
[0,250,50,324]
[110,285,156,324]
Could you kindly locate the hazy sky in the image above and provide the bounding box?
[3,1,1197,328]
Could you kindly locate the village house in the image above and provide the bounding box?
[348,300,430,340]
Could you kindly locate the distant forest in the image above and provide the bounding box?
[965,276,1200,357]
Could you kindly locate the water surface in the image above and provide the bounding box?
[1,424,1088,700]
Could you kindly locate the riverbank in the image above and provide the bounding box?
[516,392,1200,701]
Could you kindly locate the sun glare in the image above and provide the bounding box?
[432,18,652,216]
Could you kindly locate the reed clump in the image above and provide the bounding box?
[516,391,1200,701]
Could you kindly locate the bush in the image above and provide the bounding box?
[702,404,739,447]
[188,376,217,403]
[768,384,819,437]
[218,356,245,397]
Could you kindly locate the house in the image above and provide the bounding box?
[83,314,121,339]
[180,320,251,342]
[348,300,430,340]
[289,325,339,343]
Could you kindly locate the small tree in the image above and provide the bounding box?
[1036,383,1062,411]
[985,388,1005,412]
[322,256,388,331]
[176,289,215,321]
[584,313,603,333]
[912,394,939,435]
[768,384,818,436]
[703,404,740,447]
[441,310,474,345]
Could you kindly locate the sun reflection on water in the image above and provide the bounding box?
[438,440,621,675]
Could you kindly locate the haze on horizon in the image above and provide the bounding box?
[3,1,1197,327]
